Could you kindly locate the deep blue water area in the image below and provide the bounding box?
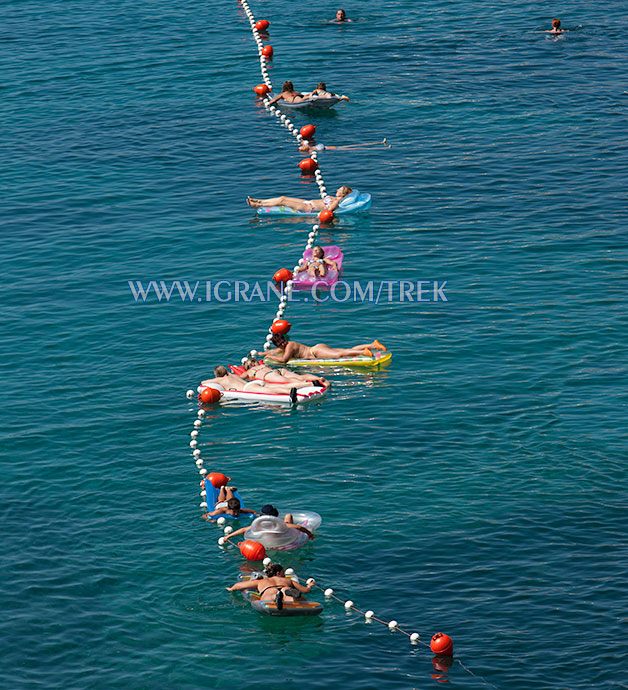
[1,0,627,688]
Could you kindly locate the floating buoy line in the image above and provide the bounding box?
[183,2,499,687]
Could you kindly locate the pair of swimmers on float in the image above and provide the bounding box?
[267,80,350,106]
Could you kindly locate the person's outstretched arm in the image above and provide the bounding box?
[226,579,261,592]
[286,522,315,539]
[222,526,249,541]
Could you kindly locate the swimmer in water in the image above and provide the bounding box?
[546,18,564,34]
[294,245,338,279]
[265,333,387,363]
[226,563,315,610]
[298,138,391,153]
[268,80,305,106]
[223,505,315,543]
[304,82,350,102]
[246,185,352,212]
[206,486,258,518]
[332,9,351,23]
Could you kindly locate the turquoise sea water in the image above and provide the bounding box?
[2,0,627,688]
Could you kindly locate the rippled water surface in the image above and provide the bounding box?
[2,0,627,688]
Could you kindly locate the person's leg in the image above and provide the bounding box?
[311,343,374,358]
[247,196,312,212]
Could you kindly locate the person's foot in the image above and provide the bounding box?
[246,197,262,208]
[363,348,373,357]
[229,487,238,492]
[289,387,298,404]
[373,340,387,351]
[275,590,284,610]
[382,138,387,145]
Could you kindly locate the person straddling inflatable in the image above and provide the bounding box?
[265,333,387,362]
[243,359,330,387]
[303,82,350,102]
[222,504,315,543]
[206,485,258,518]
[294,245,337,278]
[202,366,313,397]
[332,9,351,22]
[247,185,353,213]
[226,563,315,609]
[298,138,390,153]
[267,80,305,106]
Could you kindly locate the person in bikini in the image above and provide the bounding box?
[294,245,337,278]
[242,359,330,387]
[206,485,258,518]
[267,80,305,106]
[298,139,390,153]
[201,366,312,402]
[303,81,350,101]
[247,185,352,213]
[226,563,315,610]
[265,333,387,362]
[547,18,564,34]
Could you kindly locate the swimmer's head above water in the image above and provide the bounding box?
[335,9,346,21]
[271,333,289,349]
[552,17,561,30]
[214,365,229,377]
[265,563,285,577]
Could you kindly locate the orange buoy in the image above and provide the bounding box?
[318,209,335,223]
[253,84,270,96]
[298,157,318,174]
[255,19,270,31]
[207,472,231,488]
[239,540,267,562]
[271,319,291,335]
[273,268,293,283]
[262,45,273,58]
[200,387,222,404]
[430,632,454,656]
[300,124,316,139]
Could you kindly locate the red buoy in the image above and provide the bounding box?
[300,124,316,139]
[430,632,454,656]
[318,209,335,223]
[255,19,270,31]
[200,387,222,404]
[271,319,291,335]
[262,45,273,58]
[207,472,231,488]
[239,540,267,562]
[273,268,293,284]
[253,84,270,96]
[298,157,318,174]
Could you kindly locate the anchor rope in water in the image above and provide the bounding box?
[239,0,332,360]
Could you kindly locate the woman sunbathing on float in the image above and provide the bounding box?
[267,80,305,106]
[266,333,386,362]
[294,245,337,278]
[243,358,329,387]
[247,185,352,213]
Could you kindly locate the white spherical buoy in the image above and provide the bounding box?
[344,600,354,609]
[306,240,314,248]
[296,134,303,141]
[193,449,201,458]
[263,556,272,566]
[388,620,398,631]
[263,342,271,351]
[195,459,203,468]
[250,350,258,357]
[200,501,207,508]
[189,440,197,449]
[200,490,206,497]
[223,525,233,535]
[284,568,294,576]
[306,577,315,586]
[199,468,207,476]
[312,224,319,231]
[193,419,202,428]
[197,409,205,418]
[190,430,198,438]
[324,588,334,597]
[186,389,194,399]
[218,537,225,546]
[217,516,226,525]
[365,610,374,619]
[265,334,273,342]
[241,356,247,364]
[410,633,420,644]
[275,311,283,319]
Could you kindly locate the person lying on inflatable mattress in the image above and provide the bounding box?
[265,334,387,363]
[205,484,258,518]
[222,504,315,543]
[226,563,315,610]
[201,366,313,393]
[242,359,328,387]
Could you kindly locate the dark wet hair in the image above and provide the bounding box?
[552,18,561,28]
[282,80,295,93]
[261,504,279,516]
[214,365,228,377]
[317,82,326,90]
[266,563,284,577]
[227,497,241,513]
[271,333,288,348]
